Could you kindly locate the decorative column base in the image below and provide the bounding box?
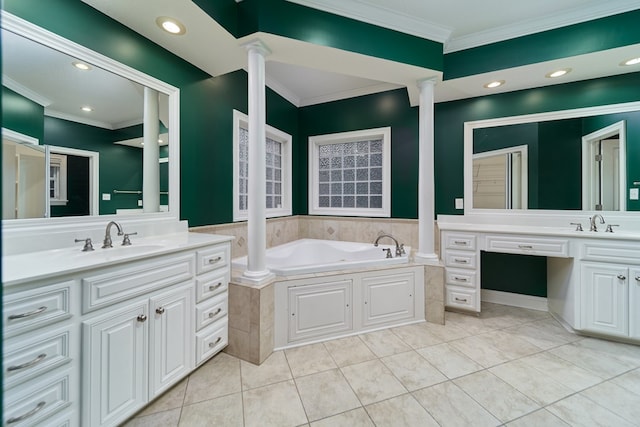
[237,269,276,286]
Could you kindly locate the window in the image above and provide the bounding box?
[233,110,292,221]
[309,127,391,217]
[49,153,68,206]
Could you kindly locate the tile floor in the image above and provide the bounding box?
[124,303,640,426]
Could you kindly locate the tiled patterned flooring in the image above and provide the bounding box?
[124,303,640,426]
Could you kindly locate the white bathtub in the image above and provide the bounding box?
[232,238,410,276]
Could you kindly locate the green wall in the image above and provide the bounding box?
[298,88,419,218]
[2,86,44,141]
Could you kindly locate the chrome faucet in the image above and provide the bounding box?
[589,214,605,232]
[373,234,404,257]
[102,221,124,248]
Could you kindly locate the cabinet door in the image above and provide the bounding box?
[630,268,640,340]
[581,263,629,337]
[149,284,194,398]
[288,280,352,343]
[362,272,415,327]
[83,302,148,427]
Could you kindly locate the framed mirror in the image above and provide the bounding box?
[464,101,640,214]
[2,13,180,230]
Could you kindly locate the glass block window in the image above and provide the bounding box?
[309,127,391,217]
[233,110,292,221]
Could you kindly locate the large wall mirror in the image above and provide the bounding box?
[464,101,640,213]
[1,13,180,228]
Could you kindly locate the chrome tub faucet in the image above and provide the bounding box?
[374,233,405,257]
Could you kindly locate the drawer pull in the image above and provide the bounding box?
[454,297,468,303]
[208,256,222,265]
[209,337,222,348]
[208,308,222,318]
[156,307,165,315]
[453,241,467,245]
[7,353,47,372]
[137,314,148,322]
[617,275,626,281]
[518,245,533,249]
[7,401,46,424]
[209,283,222,291]
[454,258,468,264]
[453,276,468,282]
[8,306,48,320]
[636,276,640,282]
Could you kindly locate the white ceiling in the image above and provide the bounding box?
[3,0,639,128]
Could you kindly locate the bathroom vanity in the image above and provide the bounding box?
[3,231,232,426]
[439,214,640,343]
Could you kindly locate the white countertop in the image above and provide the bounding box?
[438,222,640,241]
[2,232,233,287]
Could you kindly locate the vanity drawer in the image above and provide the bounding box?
[446,286,479,312]
[195,318,228,366]
[3,326,73,389]
[485,235,569,257]
[82,253,195,313]
[196,270,229,303]
[3,368,73,426]
[196,294,228,331]
[4,281,74,338]
[196,244,230,275]
[445,250,478,269]
[581,242,640,264]
[443,232,477,250]
[445,268,477,288]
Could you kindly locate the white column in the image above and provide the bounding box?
[242,40,274,284]
[415,78,439,262]
[143,87,160,213]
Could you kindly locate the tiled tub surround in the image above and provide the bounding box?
[124,302,640,427]
[193,216,444,365]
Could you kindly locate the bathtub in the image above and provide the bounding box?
[232,238,410,276]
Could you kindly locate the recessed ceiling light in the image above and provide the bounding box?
[484,80,505,89]
[81,106,93,112]
[546,68,571,78]
[156,16,186,35]
[72,61,91,71]
[621,57,640,66]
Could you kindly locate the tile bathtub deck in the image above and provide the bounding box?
[124,303,640,427]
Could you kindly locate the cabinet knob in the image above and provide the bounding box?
[635,276,640,282]
[137,314,148,322]
[617,275,626,281]
[156,307,165,315]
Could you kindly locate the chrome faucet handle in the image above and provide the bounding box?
[399,243,406,255]
[74,238,94,252]
[122,232,138,246]
[570,222,583,232]
[605,224,619,233]
[382,248,393,258]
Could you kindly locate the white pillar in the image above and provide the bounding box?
[143,87,160,213]
[242,40,274,284]
[415,78,439,262]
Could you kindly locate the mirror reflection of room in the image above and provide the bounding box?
[471,112,638,211]
[1,28,170,220]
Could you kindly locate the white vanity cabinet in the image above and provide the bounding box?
[441,231,480,312]
[579,241,640,341]
[3,233,232,427]
[3,280,79,426]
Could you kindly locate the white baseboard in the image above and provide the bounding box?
[481,289,548,312]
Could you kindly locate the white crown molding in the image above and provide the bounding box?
[444,0,640,53]
[2,75,52,107]
[287,0,451,43]
[115,118,144,129]
[264,72,302,107]
[299,82,402,107]
[45,109,114,130]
